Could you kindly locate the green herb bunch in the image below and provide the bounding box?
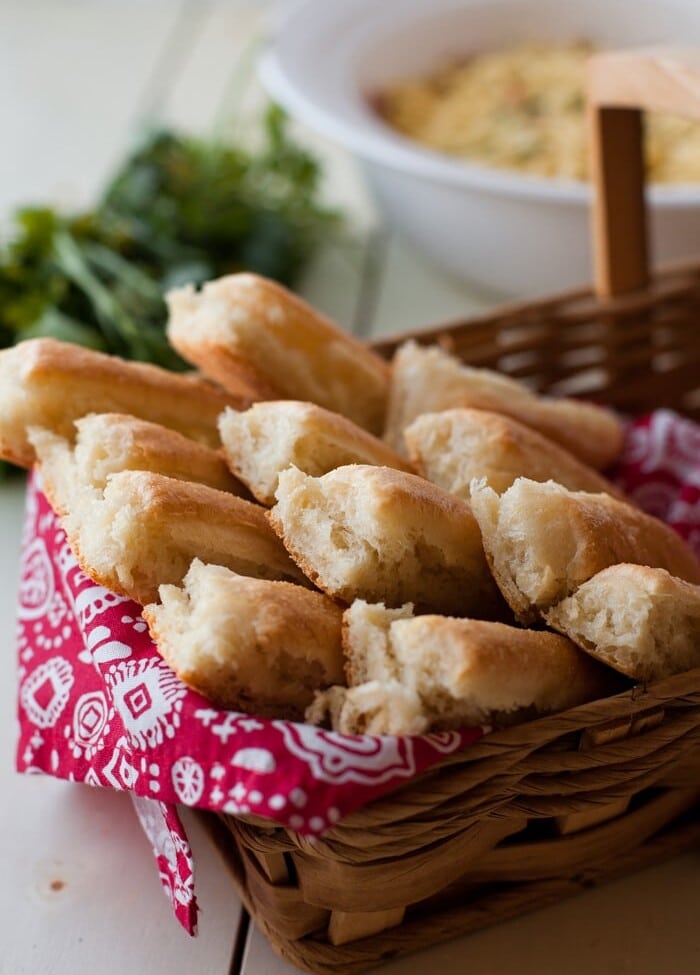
[0,105,338,370]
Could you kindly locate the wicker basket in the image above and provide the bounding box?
[205,49,700,973]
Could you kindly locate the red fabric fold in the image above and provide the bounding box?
[15,410,700,931]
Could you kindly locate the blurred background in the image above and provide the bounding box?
[3,5,700,974]
[0,0,516,374]
[5,0,700,369]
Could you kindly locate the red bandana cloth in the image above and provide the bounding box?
[15,409,700,933]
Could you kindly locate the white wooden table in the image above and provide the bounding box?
[1,3,699,973]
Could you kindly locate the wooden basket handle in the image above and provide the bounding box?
[587,48,700,297]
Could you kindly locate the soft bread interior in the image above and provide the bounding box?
[404,408,623,500]
[470,477,700,623]
[144,560,344,718]
[271,465,381,595]
[342,599,415,685]
[270,464,501,616]
[313,601,617,734]
[0,344,97,467]
[28,427,79,515]
[307,681,428,735]
[472,479,580,613]
[219,401,411,506]
[385,340,623,469]
[545,564,700,681]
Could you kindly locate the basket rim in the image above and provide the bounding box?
[370,256,700,352]
[229,665,700,842]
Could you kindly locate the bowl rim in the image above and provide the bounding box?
[259,0,700,207]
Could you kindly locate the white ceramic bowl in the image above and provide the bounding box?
[260,0,700,298]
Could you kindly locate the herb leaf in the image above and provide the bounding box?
[0,106,339,370]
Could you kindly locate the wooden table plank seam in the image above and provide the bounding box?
[229,909,252,975]
[1,3,699,974]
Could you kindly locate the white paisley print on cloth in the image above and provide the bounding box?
[20,657,74,729]
[616,410,700,560]
[171,757,205,805]
[69,690,112,760]
[74,584,131,629]
[624,409,700,486]
[102,735,140,790]
[131,795,197,929]
[670,498,700,552]
[625,481,679,521]
[85,624,133,665]
[106,657,187,750]
[421,731,466,754]
[18,538,55,621]
[276,721,419,785]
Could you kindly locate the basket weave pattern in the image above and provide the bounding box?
[212,664,700,973]
[205,270,700,973]
[207,51,700,970]
[374,263,700,419]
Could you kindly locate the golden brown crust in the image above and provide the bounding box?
[319,604,620,734]
[390,614,620,721]
[405,407,626,499]
[219,400,413,505]
[29,413,249,510]
[269,464,506,617]
[166,273,390,434]
[471,478,700,624]
[545,564,700,681]
[144,561,344,718]
[175,342,281,402]
[81,413,238,485]
[58,470,307,605]
[0,338,246,467]
[385,340,624,469]
[341,600,414,686]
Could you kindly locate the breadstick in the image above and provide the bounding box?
[0,338,243,467]
[309,600,617,735]
[405,408,625,499]
[545,564,700,681]
[219,400,412,506]
[470,477,700,623]
[386,340,624,469]
[30,413,244,515]
[48,469,306,605]
[144,560,344,718]
[270,464,505,617]
[167,273,390,434]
